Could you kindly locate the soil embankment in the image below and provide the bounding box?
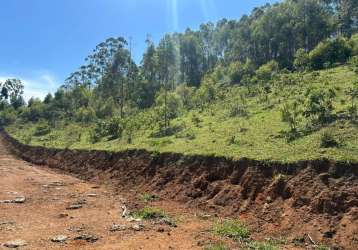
[1,131,358,249]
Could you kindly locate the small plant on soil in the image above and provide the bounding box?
[132,207,167,220]
[139,193,157,203]
[315,245,330,250]
[245,240,279,250]
[320,130,340,148]
[132,207,177,227]
[204,242,229,250]
[213,219,250,242]
[33,123,51,136]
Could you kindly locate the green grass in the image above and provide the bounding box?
[139,193,157,203]
[212,219,250,242]
[7,66,358,163]
[204,243,229,250]
[245,241,279,250]
[132,207,168,220]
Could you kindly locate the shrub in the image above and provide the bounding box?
[309,38,352,70]
[281,100,302,134]
[0,107,16,126]
[349,33,358,56]
[105,117,124,140]
[228,59,255,85]
[33,123,51,136]
[20,100,44,122]
[89,120,107,144]
[228,92,249,117]
[294,48,310,72]
[303,87,336,125]
[213,219,250,241]
[75,107,96,123]
[132,207,167,220]
[320,130,339,148]
[204,243,229,250]
[255,60,279,83]
[175,84,196,109]
[246,241,279,250]
[139,193,157,203]
[96,97,116,119]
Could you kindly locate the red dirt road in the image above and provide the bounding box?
[0,140,211,249]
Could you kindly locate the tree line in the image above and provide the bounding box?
[1,0,358,134]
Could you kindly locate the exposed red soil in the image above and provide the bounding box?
[0,136,217,250]
[1,131,358,249]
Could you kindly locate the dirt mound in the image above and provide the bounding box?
[2,131,358,249]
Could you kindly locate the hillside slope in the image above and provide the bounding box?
[7,66,358,162]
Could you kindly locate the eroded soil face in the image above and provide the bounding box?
[1,133,358,250]
[0,141,212,250]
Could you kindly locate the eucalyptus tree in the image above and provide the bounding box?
[157,34,177,129]
[0,79,25,109]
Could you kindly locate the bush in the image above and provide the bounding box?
[105,117,124,140]
[320,130,339,148]
[89,117,124,143]
[89,120,107,144]
[349,33,358,56]
[281,100,301,133]
[255,60,279,83]
[294,48,310,71]
[246,241,279,250]
[33,123,51,136]
[155,90,183,121]
[0,107,17,126]
[303,87,336,125]
[75,107,96,123]
[309,38,352,70]
[204,243,229,250]
[132,207,167,220]
[96,97,116,119]
[228,59,255,85]
[175,85,195,109]
[213,219,250,241]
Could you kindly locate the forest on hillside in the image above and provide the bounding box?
[2,0,358,161]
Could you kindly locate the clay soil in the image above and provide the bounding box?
[1,133,358,249]
[0,139,216,250]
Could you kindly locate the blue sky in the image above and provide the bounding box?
[0,0,277,100]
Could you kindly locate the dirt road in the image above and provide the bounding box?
[0,139,212,249]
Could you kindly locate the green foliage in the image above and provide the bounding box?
[320,130,340,148]
[0,106,17,126]
[294,49,310,72]
[89,117,124,143]
[245,241,279,250]
[345,81,358,120]
[227,92,249,117]
[213,219,250,241]
[139,193,157,203]
[204,243,229,250]
[175,84,196,109]
[350,33,358,56]
[96,97,116,119]
[132,207,167,220]
[255,61,279,84]
[228,60,255,85]
[33,123,51,136]
[281,100,302,140]
[303,86,336,126]
[155,90,182,121]
[75,107,96,123]
[105,117,124,140]
[309,38,352,70]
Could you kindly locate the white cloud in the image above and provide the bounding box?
[0,73,60,101]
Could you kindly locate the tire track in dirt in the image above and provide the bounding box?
[0,138,211,250]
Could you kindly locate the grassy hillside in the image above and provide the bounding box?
[7,66,358,162]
